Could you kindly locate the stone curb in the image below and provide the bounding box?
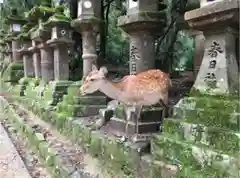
[0,97,82,178]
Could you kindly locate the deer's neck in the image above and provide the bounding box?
[99,79,124,101]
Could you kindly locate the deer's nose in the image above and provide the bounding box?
[79,86,86,95]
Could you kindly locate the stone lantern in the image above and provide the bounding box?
[101,0,167,144]
[5,8,26,63]
[72,0,101,79]
[3,34,13,63]
[118,0,166,74]
[71,0,108,117]
[17,23,35,78]
[28,0,55,83]
[28,26,42,78]
[46,6,73,81]
[185,0,239,95]
[43,5,74,106]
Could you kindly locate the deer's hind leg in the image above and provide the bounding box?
[132,105,142,142]
[159,92,169,118]
[122,105,134,141]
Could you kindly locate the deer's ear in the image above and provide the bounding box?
[92,64,98,71]
[99,66,108,75]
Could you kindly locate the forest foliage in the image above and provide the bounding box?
[0,0,195,78]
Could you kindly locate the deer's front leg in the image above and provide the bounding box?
[122,105,135,141]
[132,106,142,142]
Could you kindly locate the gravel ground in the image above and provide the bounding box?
[1,117,51,178]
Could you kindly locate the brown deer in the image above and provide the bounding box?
[80,65,171,140]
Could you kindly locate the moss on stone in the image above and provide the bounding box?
[27,6,55,22]
[43,5,71,28]
[4,8,26,25]
[173,106,240,131]
[163,118,239,155]
[2,62,24,84]
[42,80,72,107]
[151,134,238,177]
[190,87,239,99]
[182,96,239,113]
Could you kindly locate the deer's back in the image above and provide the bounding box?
[122,69,170,102]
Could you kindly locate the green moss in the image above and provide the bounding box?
[42,81,72,107]
[190,87,239,99]
[43,5,71,28]
[163,118,240,155]
[173,106,240,131]
[151,134,238,177]
[27,5,55,22]
[2,62,24,84]
[181,96,240,113]
[55,81,82,114]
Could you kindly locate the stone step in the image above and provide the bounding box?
[69,104,107,117]
[68,117,152,176]
[178,97,240,113]
[163,118,240,155]
[149,159,217,178]
[73,95,108,105]
[172,106,240,131]
[115,106,164,123]
[108,116,161,135]
[151,134,240,177]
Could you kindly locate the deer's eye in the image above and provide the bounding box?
[90,78,95,82]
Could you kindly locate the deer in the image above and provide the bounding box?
[80,65,172,141]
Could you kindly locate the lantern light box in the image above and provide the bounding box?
[127,0,158,14]
[77,0,100,18]
[12,24,21,32]
[201,0,221,7]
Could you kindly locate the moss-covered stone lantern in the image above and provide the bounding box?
[17,23,35,78]
[42,5,74,106]
[27,0,55,83]
[28,26,42,78]
[46,5,73,81]
[185,0,239,95]
[5,8,27,62]
[70,0,109,118]
[118,0,167,75]
[71,0,102,79]
[113,0,168,144]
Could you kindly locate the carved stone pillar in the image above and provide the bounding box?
[39,43,54,83]
[29,41,41,78]
[118,0,166,74]
[18,41,34,77]
[12,40,22,62]
[185,0,239,95]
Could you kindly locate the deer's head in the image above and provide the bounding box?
[80,65,108,95]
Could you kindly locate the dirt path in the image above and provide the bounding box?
[1,117,51,178]
[11,102,111,178]
[0,121,31,178]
